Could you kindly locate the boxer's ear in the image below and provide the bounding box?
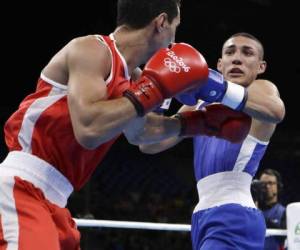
[258,61,267,75]
[153,13,168,33]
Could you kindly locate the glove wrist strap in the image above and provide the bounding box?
[123,91,145,116]
[222,81,247,111]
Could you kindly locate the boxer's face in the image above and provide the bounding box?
[217,36,266,87]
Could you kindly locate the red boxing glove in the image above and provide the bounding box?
[176,104,251,143]
[111,79,132,98]
[124,43,209,116]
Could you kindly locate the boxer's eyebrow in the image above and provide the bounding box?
[225,45,236,49]
[223,45,257,56]
[225,44,254,50]
[223,45,236,53]
[242,45,255,51]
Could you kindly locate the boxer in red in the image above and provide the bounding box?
[0,0,212,249]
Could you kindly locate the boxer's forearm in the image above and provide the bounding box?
[139,136,183,154]
[123,113,181,145]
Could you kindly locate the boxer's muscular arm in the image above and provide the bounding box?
[67,36,137,149]
[245,80,285,142]
[176,71,285,124]
[244,79,285,124]
[138,125,184,154]
[136,101,253,154]
[69,41,209,149]
[124,113,180,144]
[123,105,195,154]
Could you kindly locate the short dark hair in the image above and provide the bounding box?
[117,0,181,29]
[226,32,264,59]
[259,168,284,192]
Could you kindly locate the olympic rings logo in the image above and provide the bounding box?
[164,58,181,73]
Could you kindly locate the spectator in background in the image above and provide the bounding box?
[258,168,286,250]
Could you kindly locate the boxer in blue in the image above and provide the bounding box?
[125,32,285,249]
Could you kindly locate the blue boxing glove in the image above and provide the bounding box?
[176,69,248,111]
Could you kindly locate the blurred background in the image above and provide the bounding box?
[1,0,299,249]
